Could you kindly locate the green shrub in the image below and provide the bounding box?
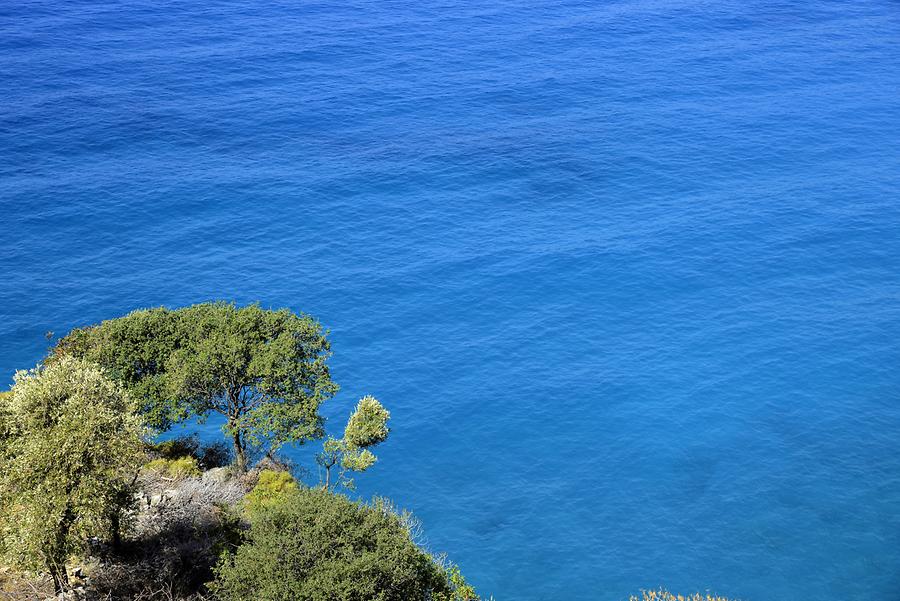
[143,456,201,479]
[210,489,454,601]
[242,470,298,516]
[436,564,479,601]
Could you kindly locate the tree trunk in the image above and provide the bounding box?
[110,511,122,551]
[324,465,331,491]
[232,429,247,472]
[48,558,69,594]
[50,568,62,595]
[49,507,73,593]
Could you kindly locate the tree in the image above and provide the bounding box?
[54,302,340,471]
[0,357,143,593]
[316,395,390,490]
[210,488,454,601]
[51,306,186,430]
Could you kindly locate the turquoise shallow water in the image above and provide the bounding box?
[3,1,900,599]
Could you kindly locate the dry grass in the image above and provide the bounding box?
[0,567,53,600]
[85,474,247,600]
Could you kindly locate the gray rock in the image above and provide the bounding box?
[202,466,232,484]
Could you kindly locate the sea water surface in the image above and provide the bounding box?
[3,1,900,599]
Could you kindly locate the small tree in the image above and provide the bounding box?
[316,395,390,490]
[54,302,340,472]
[0,357,143,593]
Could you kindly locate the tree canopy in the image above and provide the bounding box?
[54,302,339,470]
[52,306,184,430]
[0,357,143,593]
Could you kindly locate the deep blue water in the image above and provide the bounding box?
[3,1,900,599]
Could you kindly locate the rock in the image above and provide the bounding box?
[202,466,232,484]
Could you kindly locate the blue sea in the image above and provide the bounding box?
[3,1,900,599]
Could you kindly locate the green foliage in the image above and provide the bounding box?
[143,456,202,479]
[434,564,480,601]
[343,395,390,448]
[340,447,376,472]
[0,357,144,592]
[316,396,390,490]
[51,307,185,430]
[54,302,340,471]
[210,488,452,601]
[0,390,16,461]
[243,469,298,516]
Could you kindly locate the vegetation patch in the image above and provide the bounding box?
[211,487,474,601]
[243,469,298,516]
[144,456,203,480]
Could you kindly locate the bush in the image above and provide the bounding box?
[144,456,202,480]
[242,470,298,516]
[210,489,454,601]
